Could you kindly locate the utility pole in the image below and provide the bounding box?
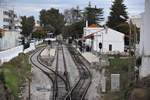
[133,24,139,82]
[129,20,132,57]
[127,19,133,82]
[27,76,31,100]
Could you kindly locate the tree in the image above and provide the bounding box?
[32,27,46,39]
[21,16,35,38]
[107,0,128,33]
[0,29,3,38]
[39,8,65,35]
[63,3,104,39]
[63,20,85,39]
[84,2,104,25]
[107,0,130,45]
[64,6,82,25]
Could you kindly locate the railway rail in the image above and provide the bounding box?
[30,44,70,100]
[30,48,55,99]
[65,45,92,100]
[52,43,71,100]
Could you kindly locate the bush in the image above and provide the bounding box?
[104,57,134,100]
[32,27,46,39]
[0,53,31,99]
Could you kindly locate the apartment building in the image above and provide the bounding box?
[0,6,22,50]
[139,0,150,78]
[0,7,22,31]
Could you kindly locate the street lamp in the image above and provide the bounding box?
[120,15,132,56]
[120,15,139,81]
[27,73,32,100]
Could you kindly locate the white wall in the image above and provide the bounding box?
[35,40,43,45]
[143,0,150,55]
[84,27,102,46]
[93,28,124,53]
[0,45,23,64]
[0,31,21,51]
[24,43,36,53]
[139,0,150,78]
[0,8,3,29]
[139,13,145,56]
[0,40,43,65]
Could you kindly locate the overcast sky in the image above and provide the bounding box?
[1,0,145,21]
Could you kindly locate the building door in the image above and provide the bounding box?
[109,44,112,51]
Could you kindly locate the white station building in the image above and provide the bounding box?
[139,0,150,78]
[83,23,125,54]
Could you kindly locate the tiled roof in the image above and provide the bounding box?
[88,24,98,28]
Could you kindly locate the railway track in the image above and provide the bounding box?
[53,43,71,100]
[30,48,55,99]
[30,45,70,100]
[65,45,92,100]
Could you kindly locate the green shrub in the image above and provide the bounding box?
[0,53,31,99]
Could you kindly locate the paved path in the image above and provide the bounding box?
[31,67,51,100]
[57,46,65,74]
[86,68,102,100]
[82,52,99,63]
[63,45,79,87]
[76,48,104,100]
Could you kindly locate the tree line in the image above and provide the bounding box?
[20,2,104,39]
[20,0,139,46]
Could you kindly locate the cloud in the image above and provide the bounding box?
[7,0,144,20]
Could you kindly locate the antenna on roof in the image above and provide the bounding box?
[95,5,97,9]
[104,25,108,34]
[88,1,91,8]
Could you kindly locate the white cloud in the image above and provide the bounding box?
[9,0,144,20]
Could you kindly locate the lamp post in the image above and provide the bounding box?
[27,74,31,100]
[120,16,139,81]
[120,15,132,56]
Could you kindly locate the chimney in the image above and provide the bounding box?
[86,20,88,27]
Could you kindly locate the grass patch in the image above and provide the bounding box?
[103,92,120,100]
[108,57,134,73]
[0,53,31,99]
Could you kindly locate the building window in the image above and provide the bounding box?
[109,44,112,51]
[3,25,9,29]
[3,18,10,22]
[3,11,9,16]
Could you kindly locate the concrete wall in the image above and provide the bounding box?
[139,0,150,78]
[0,40,43,65]
[24,43,36,53]
[0,31,21,51]
[0,45,23,64]
[35,40,43,45]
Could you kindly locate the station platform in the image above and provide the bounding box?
[40,47,56,57]
[76,48,99,63]
[82,52,99,63]
[49,49,55,57]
